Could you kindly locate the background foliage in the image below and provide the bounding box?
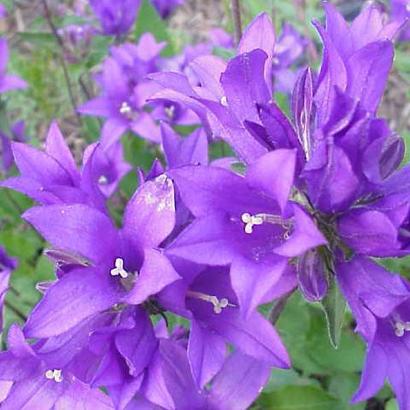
[0,0,409,408]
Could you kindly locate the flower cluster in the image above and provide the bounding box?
[0,1,410,409]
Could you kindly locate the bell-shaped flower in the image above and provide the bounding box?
[167,149,325,315]
[21,174,179,339]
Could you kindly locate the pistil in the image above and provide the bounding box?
[187,290,234,314]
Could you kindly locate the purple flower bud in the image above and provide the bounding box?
[297,249,328,302]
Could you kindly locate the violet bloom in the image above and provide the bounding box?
[0,325,113,408]
[83,141,131,198]
[151,0,184,19]
[1,122,126,211]
[0,246,17,332]
[314,2,403,123]
[34,306,161,409]
[273,23,308,94]
[57,24,96,63]
[391,0,410,41]
[0,4,7,19]
[157,262,293,389]
[21,174,179,338]
[89,0,141,36]
[150,13,277,163]
[167,149,325,315]
[0,120,27,173]
[337,257,410,409]
[131,339,271,410]
[0,39,27,93]
[78,35,166,147]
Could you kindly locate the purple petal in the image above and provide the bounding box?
[238,13,275,92]
[123,175,175,248]
[352,343,387,403]
[346,40,393,114]
[220,49,270,124]
[209,351,271,410]
[45,121,79,183]
[246,149,296,212]
[115,308,158,376]
[12,142,73,186]
[24,268,118,338]
[125,249,180,305]
[23,204,118,265]
[230,255,287,316]
[188,319,226,388]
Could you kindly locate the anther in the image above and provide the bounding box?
[393,319,410,337]
[98,175,108,185]
[165,105,175,119]
[220,96,228,107]
[119,101,132,115]
[110,258,129,279]
[45,369,63,383]
[187,291,234,314]
[241,212,292,234]
[241,213,263,234]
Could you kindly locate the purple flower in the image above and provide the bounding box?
[89,0,141,36]
[1,122,125,210]
[0,4,8,19]
[0,247,17,331]
[273,23,308,94]
[314,3,401,123]
[133,339,271,409]
[151,0,184,19]
[337,257,410,409]
[0,120,27,173]
[57,24,97,63]
[21,174,178,338]
[0,38,27,93]
[0,325,113,408]
[78,35,166,147]
[391,0,410,41]
[167,149,325,315]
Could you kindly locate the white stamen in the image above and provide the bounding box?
[393,319,410,337]
[220,96,228,107]
[241,213,263,234]
[406,3,410,12]
[45,369,63,383]
[187,291,234,314]
[119,101,132,115]
[241,212,291,235]
[110,258,129,279]
[165,105,175,119]
[98,175,108,185]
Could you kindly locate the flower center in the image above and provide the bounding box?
[187,290,234,314]
[393,318,410,337]
[45,369,63,383]
[119,101,132,115]
[165,105,175,119]
[240,212,292,236]
[220,96,228,107]
[98,175,108,185]
[110,258,129,279]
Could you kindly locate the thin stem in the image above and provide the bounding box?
[231,0,243,45]
[5,300,27,321]
[269,290,295,325]
[41,0,81,124]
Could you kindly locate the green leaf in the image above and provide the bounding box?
[257,385,339,410]
[386,399,398,410]
[319,276,347,348]
[328,373,365,410]
[134,0,173,56]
